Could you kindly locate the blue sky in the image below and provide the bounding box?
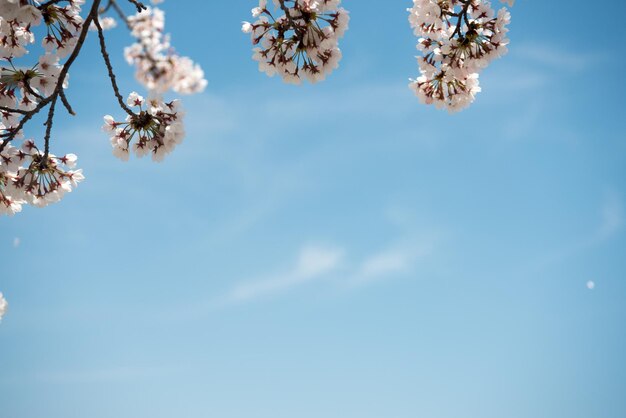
[1,1,626,417]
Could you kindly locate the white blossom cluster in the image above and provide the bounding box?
[0,0,81,111]
[1,0,86,216]
[408,0,513,112]
[0,139,83,215]
[0,0,39,59]
[0,292,7,322]
[242,0,349,84]
[103,92,185,162]
[1,0,84,59]
[124,6,207,95]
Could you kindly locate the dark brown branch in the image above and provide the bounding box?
[23,82,45,101]
[449,0,472,40]
[107,0,133,30]
[277,0,303,36]
[59,89,76,116]
[43,95,58,158]
[0,106,28,115]
[101,0,114,13]
[99,0,161,99]
[125,0,146,13]
[93,15,135,116]
[38,0,68,9]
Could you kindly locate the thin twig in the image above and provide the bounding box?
[125,0,146,13]
[38,0,68,9]
[23,82,45,101]
[43,95,58,159]
[449,0,472,40]
[277,0,303,36]
[107,0,133,30]
[59,89,76,115]
[93,15,135,116]
[0,106,28,115]
[106,0,159,66]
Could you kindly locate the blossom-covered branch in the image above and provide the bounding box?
[1,0,515,221]
[0,0,518,324]
[1,0,99,213]
[0,0,207,217]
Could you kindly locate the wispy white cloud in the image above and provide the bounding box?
[215,245,344,306]
[345,243,433,287]
[212,235,437,308]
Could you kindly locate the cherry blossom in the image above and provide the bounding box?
[103,92,185,162]
[408,0,513,112]
[1,0,206,217]
[0,0,514,220]
[0,0,86,215]
[40,0,86,58]
[6,140,84,208]
[0,1,40,58]
[124,6,207,94]
[0,0,522,324]
[242,0,350,84]
[1,141,25,215]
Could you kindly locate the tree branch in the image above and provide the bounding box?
[0,0,103,153]
[59,89,76,116]
[43,95,58,159]
[449,0,472,40]
[277,0,303,36]
[93,15,135,116]
[125,0,146,13]
[0,106,28,115]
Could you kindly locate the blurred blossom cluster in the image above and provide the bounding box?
[124,6,207,94]
[0,292,7,322]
